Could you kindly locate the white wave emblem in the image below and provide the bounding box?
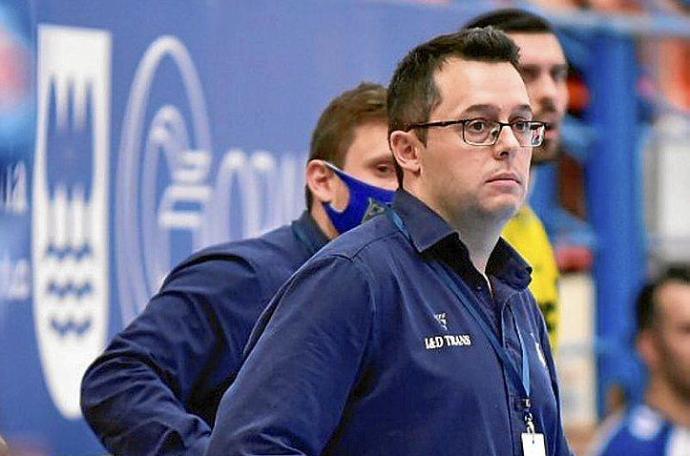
[32,25,111,419]
[116,36,212,324]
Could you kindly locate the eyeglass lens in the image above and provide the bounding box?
[463,120,543,146]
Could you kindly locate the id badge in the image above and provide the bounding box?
[521,432,546,456]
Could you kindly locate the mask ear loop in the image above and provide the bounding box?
[321,161,345,215]
[320,162,395,234]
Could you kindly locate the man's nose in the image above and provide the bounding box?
[532,73,558,106]
[494,124,521,158]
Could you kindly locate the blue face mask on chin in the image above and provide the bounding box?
[322,162,396,234]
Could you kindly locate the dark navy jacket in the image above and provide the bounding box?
[80,212,328,456]
[207,190,572,455]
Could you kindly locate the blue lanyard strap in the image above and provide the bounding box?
[428,260,531,401]
[387,208,532,408]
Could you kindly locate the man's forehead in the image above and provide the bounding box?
[433,58,530,114]
[343,120,390,167]
[433,57,523,87]
[659,281,690,302]
[507,32,566,64]
[656,281,690,321]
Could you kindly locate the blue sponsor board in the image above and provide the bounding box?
[0,1,481,453]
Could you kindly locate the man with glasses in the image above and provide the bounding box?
[464,9,570,350]
[80,83,398,456]
[207,28,572,455]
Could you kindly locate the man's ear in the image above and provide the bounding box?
[637,330,660,372]
[389,130,422,178]
[306,160,336,204]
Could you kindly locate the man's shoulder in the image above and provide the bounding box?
[160,223,306,292]
[175,224,298,270]
[317,214,402,262]
[592,405,676,456]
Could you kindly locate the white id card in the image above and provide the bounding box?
[521,432,546,456]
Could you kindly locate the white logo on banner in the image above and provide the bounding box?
[203,148,299,244]
[116,36,213,324]
[32,25,111,419]
[115,36,306,325]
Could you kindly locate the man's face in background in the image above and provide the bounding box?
[508,32,569,164]
[649,280,690,402]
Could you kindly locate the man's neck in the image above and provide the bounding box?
[406,184,507,275]
[453,218,502,276]
[309,203,338,240]
[646,380,690,428]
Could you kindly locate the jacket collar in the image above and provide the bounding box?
[392,189,532,290]
[292,211,329,255]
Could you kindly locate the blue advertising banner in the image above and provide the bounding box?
[0,1,482,453]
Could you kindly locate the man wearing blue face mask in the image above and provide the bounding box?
[80,82,397,456]
[321,161,395,233]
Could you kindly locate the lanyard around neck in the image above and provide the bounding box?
[427,260,531,401]
[387,208,533,413]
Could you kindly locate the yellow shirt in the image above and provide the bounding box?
[502,205,560,350]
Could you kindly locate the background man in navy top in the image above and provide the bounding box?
[591,266,690,455]
[207,28,572,455]
[80,82,398,456]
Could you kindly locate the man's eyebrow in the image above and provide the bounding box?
[461,104,533,117]
[520,63,568,71]
[364,153,395,166]
[512,104,533,116]
[461,104,499,115]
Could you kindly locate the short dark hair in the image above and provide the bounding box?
[306,82,388,209]
[636,265,690,334]
[463,8,555,34]
[387,27,520,183]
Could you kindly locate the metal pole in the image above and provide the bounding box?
[585,31,647,416]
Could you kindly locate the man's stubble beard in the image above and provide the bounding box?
[531,138,561,166]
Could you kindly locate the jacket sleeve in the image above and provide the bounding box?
[80,255,263,456]
[206,255,377,455]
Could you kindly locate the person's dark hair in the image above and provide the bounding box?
[305,82,388,209]
[463,8,555,34]
[387,27,520,184]
[636,265,690,334]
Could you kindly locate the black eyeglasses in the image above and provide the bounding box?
[405,118,546,147]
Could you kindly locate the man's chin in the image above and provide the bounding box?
[483,199,523,225]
